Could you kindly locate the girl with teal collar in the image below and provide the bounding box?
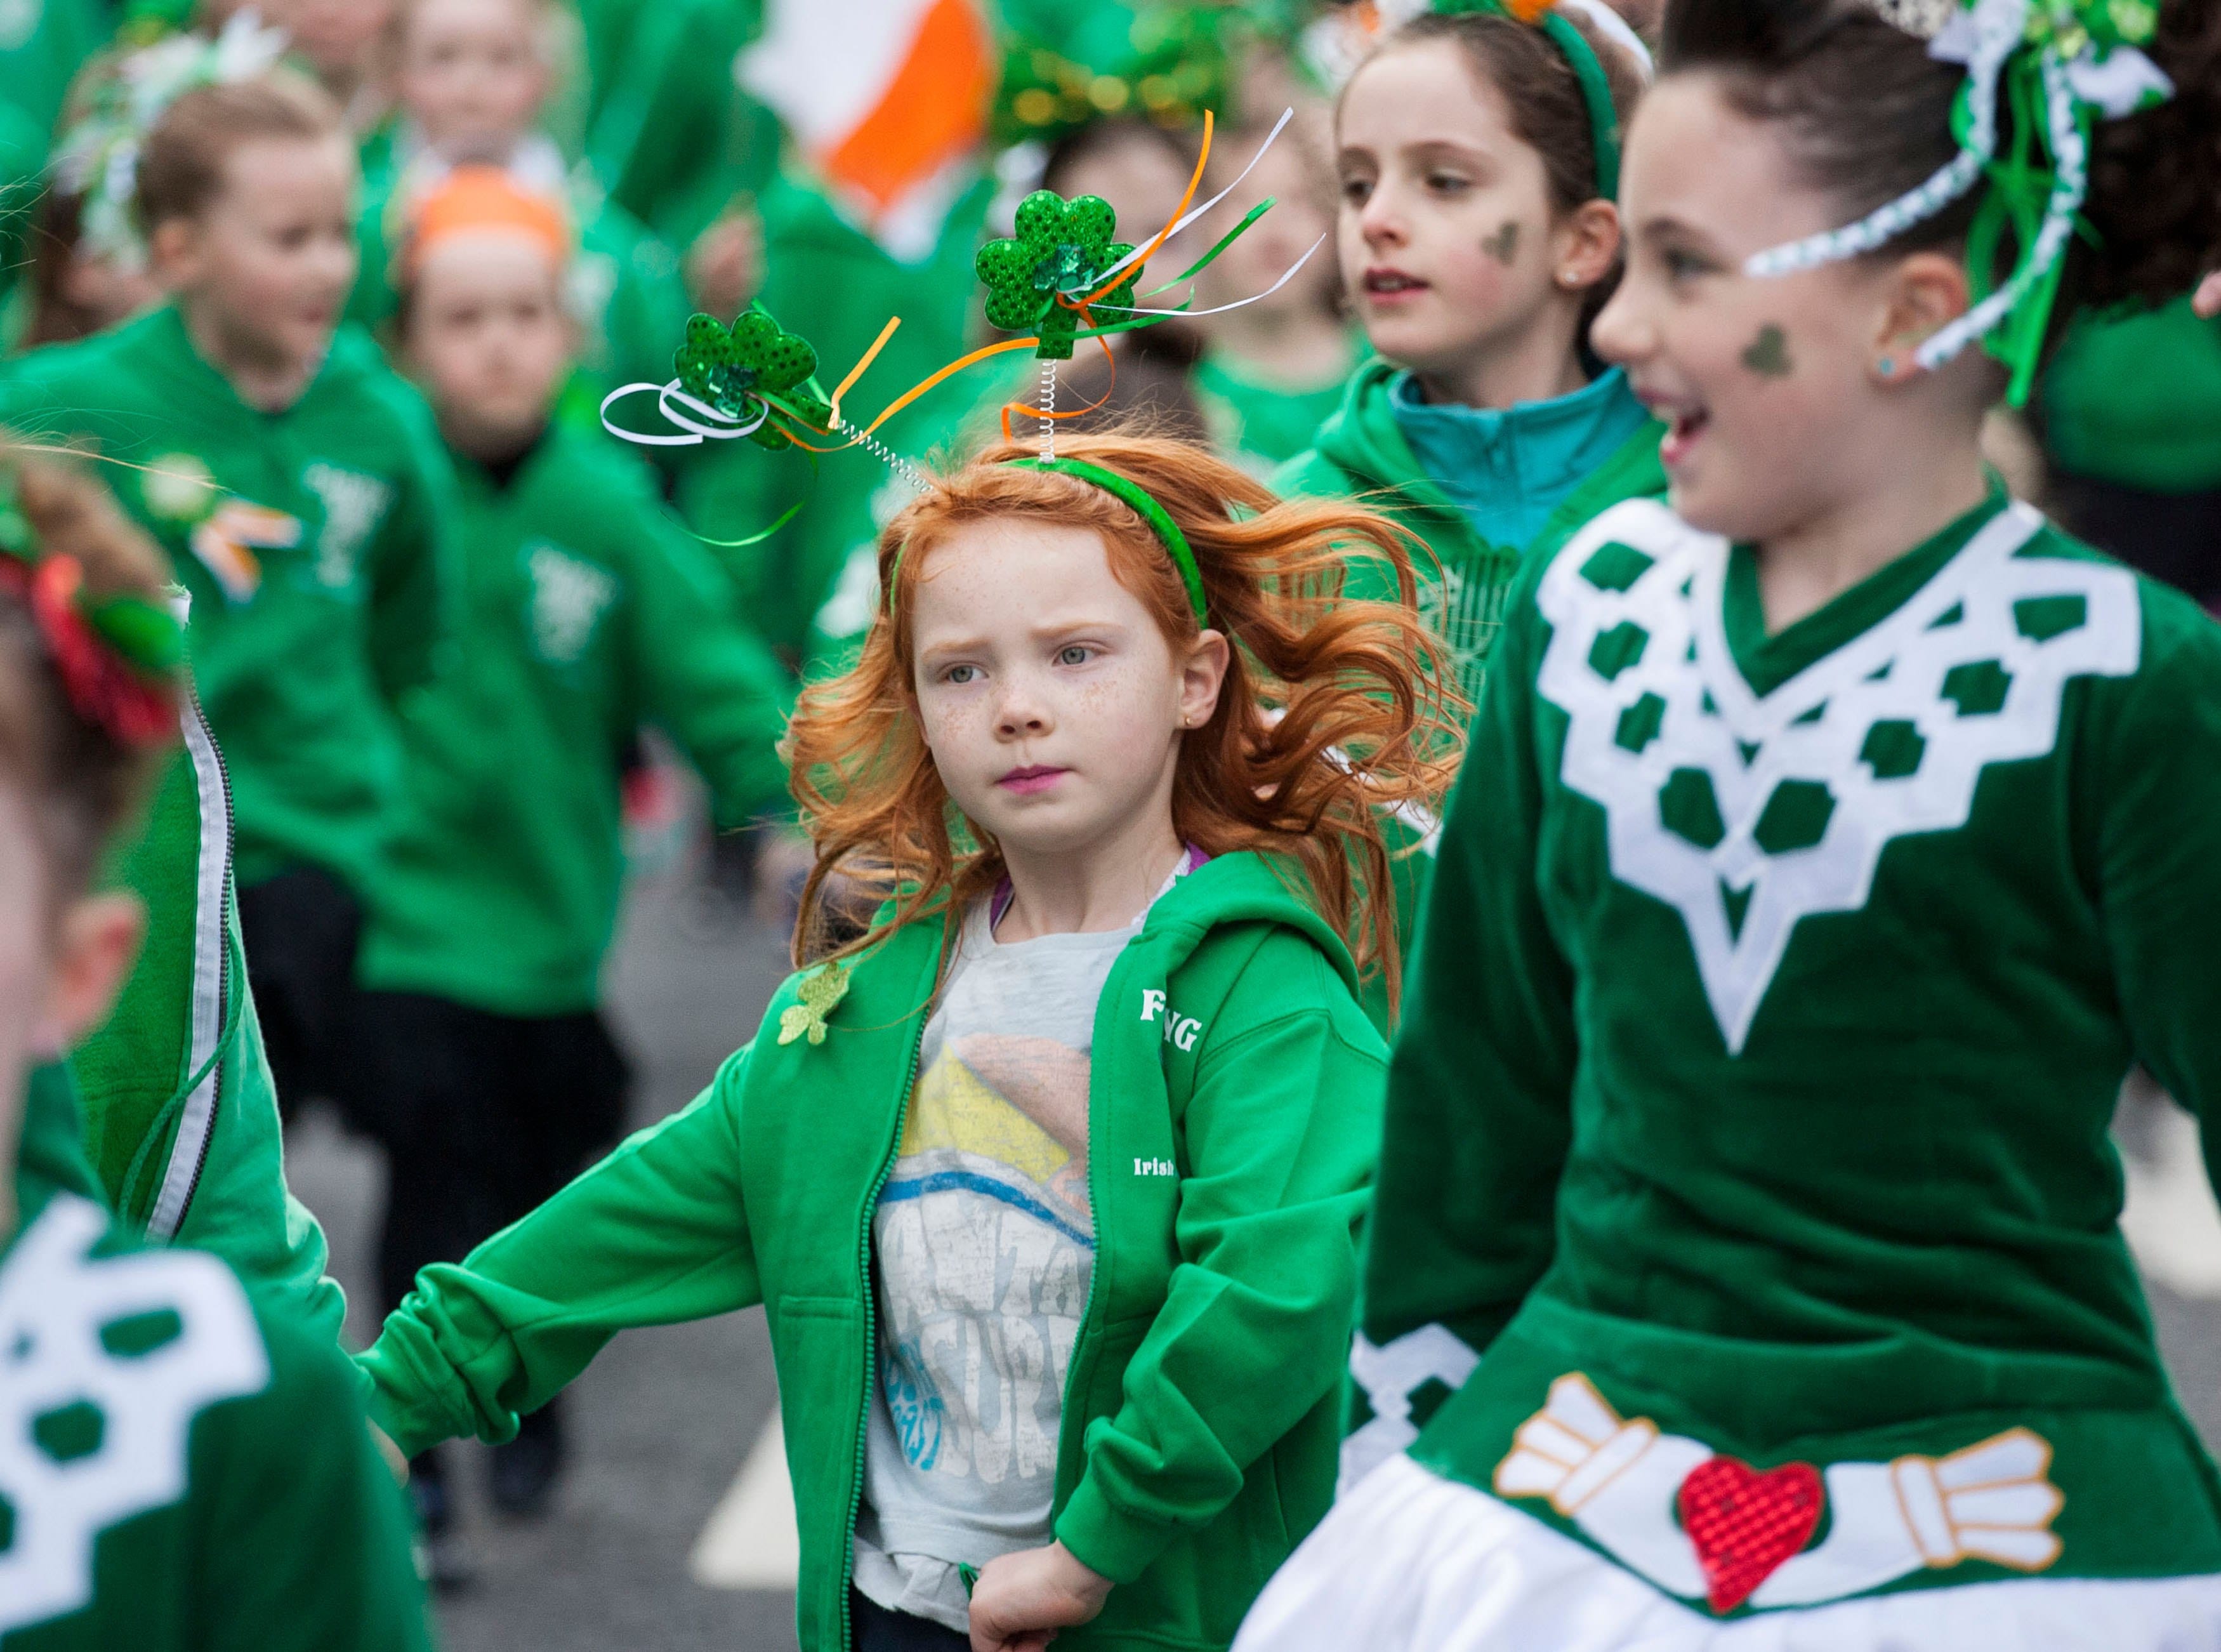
[1279,0,1661,704]
[360,434,1460,1651]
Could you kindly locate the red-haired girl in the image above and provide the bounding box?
[359,433,1459,1652]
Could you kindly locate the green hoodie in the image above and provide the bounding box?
[1275,357,1666,705]
[68,688,343,1338]
[0,305,458,899]
[357,421,794,1017]
[2,1060,431,1652]
[1277,359,1664,1022]
[360,852,1386,1651]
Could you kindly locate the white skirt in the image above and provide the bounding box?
[1233,1455,2221,1652]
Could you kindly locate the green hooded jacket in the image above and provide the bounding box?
[0,305,458,899]
[3,1059,430,1652]
[67,687,343,1338]
[360,851,1387,1651]
[357,421,794,1017]
[1275,357,1667,705]
[1276,358,1666,1022]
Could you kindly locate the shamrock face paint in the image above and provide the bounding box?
[1483,222,1521,265]
[1741,324,1793,378]
[976,191,1145,361]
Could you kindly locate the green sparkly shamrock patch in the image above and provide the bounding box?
[776,960,851,1047]
[975,191,1145,361]
[673,308,833,450]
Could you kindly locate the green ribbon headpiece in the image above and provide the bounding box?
[887,457,1209,630]
[1007,457,1208,627]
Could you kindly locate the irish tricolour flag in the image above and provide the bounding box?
[739,0,995,261]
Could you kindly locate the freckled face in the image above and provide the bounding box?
[1335,43,1562,380]
[1591,76,1902,543]
[909,520,1195,863]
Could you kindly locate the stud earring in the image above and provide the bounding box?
[1878,355,1897,378]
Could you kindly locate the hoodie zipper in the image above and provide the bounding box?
[146,683,236,1239]
[840,1011,928,1652]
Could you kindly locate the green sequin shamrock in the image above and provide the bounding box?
[975,190,1146,361]
[673,308,833,450]
[776,960,851,1047]
[2024,0,2158,55]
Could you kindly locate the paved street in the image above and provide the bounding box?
[286,849,2221,1652]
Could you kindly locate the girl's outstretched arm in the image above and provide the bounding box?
[357,1046,763,1458]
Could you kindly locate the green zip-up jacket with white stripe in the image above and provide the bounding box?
[1,1062,430,1652]
[360,852,1387,1650]
[62,692,343,1339]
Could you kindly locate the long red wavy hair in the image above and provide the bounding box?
[784,433,1465,1011]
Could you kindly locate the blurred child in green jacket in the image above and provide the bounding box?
[360,164,791,1557]
[0,70,458,1131]
[0,444,428,1652]
[350,0,689,423]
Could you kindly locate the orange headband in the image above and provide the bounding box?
[404,164,570,281]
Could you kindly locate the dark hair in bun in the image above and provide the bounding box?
[1659,0,2221,337]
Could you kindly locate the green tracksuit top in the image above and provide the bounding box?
[360,852,1387,1650]
[356,422,794,1017]
[1277,357,1664,1028]
[67,687,343,1338]
[0,1072,432,1652]
[1355,491,2221,1617]
[0,305,458,897]
[1274,357,1667,705]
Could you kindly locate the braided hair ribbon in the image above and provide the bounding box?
[1742,0,2173,404]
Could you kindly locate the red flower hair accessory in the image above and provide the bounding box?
[0,551,181,748]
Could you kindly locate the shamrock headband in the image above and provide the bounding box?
[1741,0,2174,406]
[1432,0,1635,202]
[1010,458,1208,627]
[882,457,1209,630]
[50,11,290,271]
[0,490,184,750]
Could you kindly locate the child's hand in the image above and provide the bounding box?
[687,206,765,323]
[967,1542,1112,1652]
[2198,272,2221,320]
[369,1422,409,1484]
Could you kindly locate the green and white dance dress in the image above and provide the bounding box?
[1237,491,2221,1649]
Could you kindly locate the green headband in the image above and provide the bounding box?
[1006,457,1208,628]
[885,458,1210,628]
[1438,1,1622,202]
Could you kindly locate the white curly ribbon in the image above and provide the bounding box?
[1913,48,2084,369]
[1741,0,2173,370]
[1741,0,2026,280]
[598,379,771,447]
